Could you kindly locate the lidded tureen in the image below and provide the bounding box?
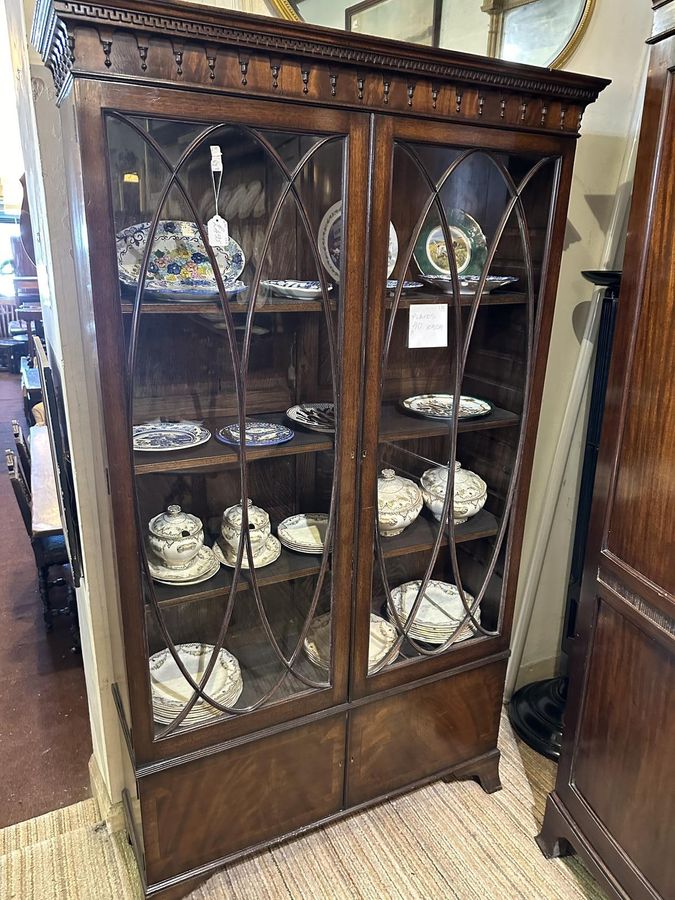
[147,505,204,568]
[377,468,423,536]
[420,462,487,525]
[221,499,271,555]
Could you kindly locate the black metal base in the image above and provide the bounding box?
[508,676,568,761]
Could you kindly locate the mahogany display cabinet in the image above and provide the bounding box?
[33,1,607,895]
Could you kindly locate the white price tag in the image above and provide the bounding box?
[408,304,448,349]
[210,145,223,173]
[207,215,229,247]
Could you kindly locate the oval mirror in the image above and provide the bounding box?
[270,0,595,69]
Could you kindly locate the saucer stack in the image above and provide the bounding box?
[277,513,329,554]
[389,580,479,645]
[304,612,397,673]
[150,643,243,725]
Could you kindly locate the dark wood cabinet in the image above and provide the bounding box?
[537,4,675,899]
[33,1,606,895]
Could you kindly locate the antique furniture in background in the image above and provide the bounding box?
[508,269,620,759]
[289,0,595,67]
[538,2,675,897]
[33,1,606,896]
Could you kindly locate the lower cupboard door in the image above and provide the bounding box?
[346,660,505,807]
[140,714,346,886]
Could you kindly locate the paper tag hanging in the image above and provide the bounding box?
[408,304,448,349]
[210,145,223,173]
[207,215,229,247]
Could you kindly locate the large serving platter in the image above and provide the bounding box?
[261,280,333,300]
[286,403,335,433]
[277,513,329,554]
[117,220,245,301]
[419,274,518,295]
[389,580,479,645]
[385,280,423,293]
[147,545,220,585]
[413,209,487,278]
[319,200,398,281]
[215,421,295,447]
[133,422,212,452]
[149,643,243,725]
[304,612,397,673]
[400,394,492,420]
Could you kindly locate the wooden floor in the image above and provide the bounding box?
[0,372,92,827]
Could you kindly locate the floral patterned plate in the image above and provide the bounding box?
[318,200,398,282]
[116,220,245,301]
[262,280,333,299]
[215,420,295,447]
[133,422,211,452]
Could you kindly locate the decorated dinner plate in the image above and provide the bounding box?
[261,280,333,300]
[386,280,423,293]
[389,580,479,644]
[413,209,487,278]
[213,534,282,570]
[304,612,397,673]
[149,643,242,722]
[147,545,220,585]
[133,422,211,452]
[318,200,398,282]
[215,421,295,447]
[277,513,329,554]
[419,274,518,295]
[400,394,492,420]
[286,403,335,433]
[116,220,245,300]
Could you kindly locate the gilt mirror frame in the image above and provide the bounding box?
[269,0,596,69]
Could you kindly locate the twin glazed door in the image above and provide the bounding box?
[91,82,564,763]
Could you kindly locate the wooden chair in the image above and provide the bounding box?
[5,448,74,633]
[12,419,31,481]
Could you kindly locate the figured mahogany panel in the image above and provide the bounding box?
[140,713,346,885]
[571,601,675,898]
[346,660,505,806]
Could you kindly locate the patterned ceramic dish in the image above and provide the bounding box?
[419,274,518,295]
[261,280,333,299]
[147,505,204,568]
[277,513,329,554]
[319,200,398,282]
[420,461,488,524]
[388,580,479,645]
[377,468,423,536]
[213,534,282,569]
[401,394,492,420]
[304,612,397,673]
[133,422,211,452]
[116,220,245,300]
[385,280,424,293]
[413,209,487,278]
[286,403,335,433]
[149,643,243,724]
[215,421,295,447]
[146,545,220,585]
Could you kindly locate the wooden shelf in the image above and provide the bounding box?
[380,403,519,442]
[150,508,498,608]
[134,405,519,475]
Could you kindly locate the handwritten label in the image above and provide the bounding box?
[207,215,229,247]
[408,304,448,349]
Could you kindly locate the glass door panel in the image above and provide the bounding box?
[363,136,558,681]
[105,111,351,737]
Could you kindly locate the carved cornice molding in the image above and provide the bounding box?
[32,0,609,114]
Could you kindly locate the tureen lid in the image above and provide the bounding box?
[148,505,202,539]
[378,468,422,510]
[222,498,270,530]
[421,462,487,498]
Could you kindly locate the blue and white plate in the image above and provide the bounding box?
[117,220,246,301]
[386,280,423,293]
[133,422,211,452]
[419,274,518,296]
[216,421,295,447]
[262,280,333,300]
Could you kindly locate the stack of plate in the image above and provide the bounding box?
[147,545,220,586]
[277,513,329,554]
[149,643,243,725]
[389,580,479,645]
[304,612,397,673]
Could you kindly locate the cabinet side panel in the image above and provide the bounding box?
[347,660,505,806]
[140,714,346,885]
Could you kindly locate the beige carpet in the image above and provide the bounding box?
[0,714,604,899]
